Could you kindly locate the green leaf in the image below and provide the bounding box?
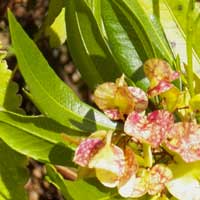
[0,110,77,166]
[44,0,64,26]
[189,93,200,112]
[0,139,28,200]
[163,0,200,48]
[45,7,67,47]
[8,10,122,133]
[35,0,65,44]
[0,45,23,113]
[84,0,103,34]
[65,0,122,88]
[121,0,174,63]
[160,0,200,72]
[46,164,125,200]
[152,0,160,19]
[45,164,72,199]
[101,0,143,77]
[194,74,200,93]
[101,0,175,89]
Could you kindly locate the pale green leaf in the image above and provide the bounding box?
[0,110,77,166]
[161,0,200,73]
[0,139,28,200]
[45,7,67,47]
[35,0,64,42]
[138,0,200,74]
[0,50,11,106]
[189,93,200,112]
[0,45,23,113]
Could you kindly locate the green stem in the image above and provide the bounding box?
[143,143,153,167]
[186,0,195,97]
[153,0,160,20]
[186,31,194,97]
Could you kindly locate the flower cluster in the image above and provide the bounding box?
[73,59,200,199]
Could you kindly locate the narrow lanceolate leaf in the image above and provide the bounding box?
[8,10,122,133]
[84,0,104,34]
[65,0,122,88]
[101,0,157,90]
[101,0,143,77]
[46,165,122,200]
[0,110,76,166]
[0,139,28,200]
[121,0,174,63]
[101,0,174,88]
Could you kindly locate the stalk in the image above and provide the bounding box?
[153,0,160,20]
[143,143,153,167]
[186,0,195,97]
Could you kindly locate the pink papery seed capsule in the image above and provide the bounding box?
[73,131,107,167]
[148,164,173,195]
[73,138,105,167]
[148,80,173,97]
[165,122,200,162]
[94,75,148,121]
[144,59,180,99]
[94,82,117,111]
[144,59,179,86]
[118,147,140,198]
[128,87,148,112]
[124,110,174,148]
[94,82,135,120]
[119,168,149,198]
[89,131,125,188]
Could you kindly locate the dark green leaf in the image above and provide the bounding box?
[101,0,156,90]
[65,0,122,88]
[102,0,144,76]
[122,0,174,63]
[8,10,122,133]
[84,0,103,32]
[101,0,176,89]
